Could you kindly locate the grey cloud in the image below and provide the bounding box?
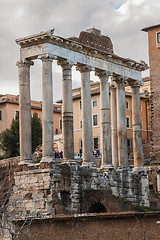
[0,0,159,101]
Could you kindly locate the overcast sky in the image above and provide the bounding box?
[0,0,160,102]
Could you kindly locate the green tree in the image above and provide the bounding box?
[0,119,19,158]
[0,112,42,158]
[31,112,42,153]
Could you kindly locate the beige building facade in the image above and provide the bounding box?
[0,94,62,151]
[70,81,151,162]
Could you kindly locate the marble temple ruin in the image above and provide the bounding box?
[1,28,151,239]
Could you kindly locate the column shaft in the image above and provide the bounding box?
[110,84,119,169]
[42,58,54,160]
[116,80,128,168]
[99,72,113,169]
[132,85,144,171]
[17,59,33,164]
[61,61,74,161]
[78,65,93,165]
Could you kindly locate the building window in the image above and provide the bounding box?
[80,140,82,149]
[126,101,129,110]
[157,32,160,43]
[127,139,132,151]
[93,115,98,126]
[94,137,98,149]
[126,117,130,128]
[92,99,97,108]
[59,119,62,129]
[79,100,82,110]
[55,128,58,135]
[127,139,131,148]
[15,110,19,120]
[80,120,82,129]
[140,103,142,111]
[0,111,2,121]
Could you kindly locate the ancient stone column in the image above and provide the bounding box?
[41,56,54,162]
[116,78,128,168]
[131,83,144,172]
[96,70,113,170]
[110,82,119,169]
[58,60,74,162]
[17,59,34,165]
[76,65,94,166]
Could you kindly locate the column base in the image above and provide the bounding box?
[118,165,130,170]
[19,159,33,166]
[100,164,114,171]
[133,166,147,174]
[62,159,77,165]
[82,161,96,168]
[41,156,55,163]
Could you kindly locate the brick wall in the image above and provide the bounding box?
[69,29,114,54]
[16,212,160,240]
[147,26,160,164]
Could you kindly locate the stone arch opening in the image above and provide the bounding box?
[89,202,107,213]
[60,190,70,208]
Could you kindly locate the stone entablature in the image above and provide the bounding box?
[16,29,147,82]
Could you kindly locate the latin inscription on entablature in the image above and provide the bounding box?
[20,43,48,60]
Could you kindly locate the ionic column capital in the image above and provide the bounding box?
[110,77,117,90]
[110,83,117,90]
[76,64,92,73]
[57,59,73,70]
[113,75,126,83]
[38,54,57,62]
[116,80,125,90]
[16,59,34,67]
[129,80,143,88]
[95,69,112,78]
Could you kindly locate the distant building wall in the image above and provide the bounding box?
[142,25,160,164]
[72,83,151,159]
[0,95,62,135]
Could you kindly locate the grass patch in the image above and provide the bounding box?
[34,158,41,163]
[134,205,160,212]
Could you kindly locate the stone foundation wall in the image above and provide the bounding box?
[108,170,149,206]
[0,157,20,208]
[6,162,149,221]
